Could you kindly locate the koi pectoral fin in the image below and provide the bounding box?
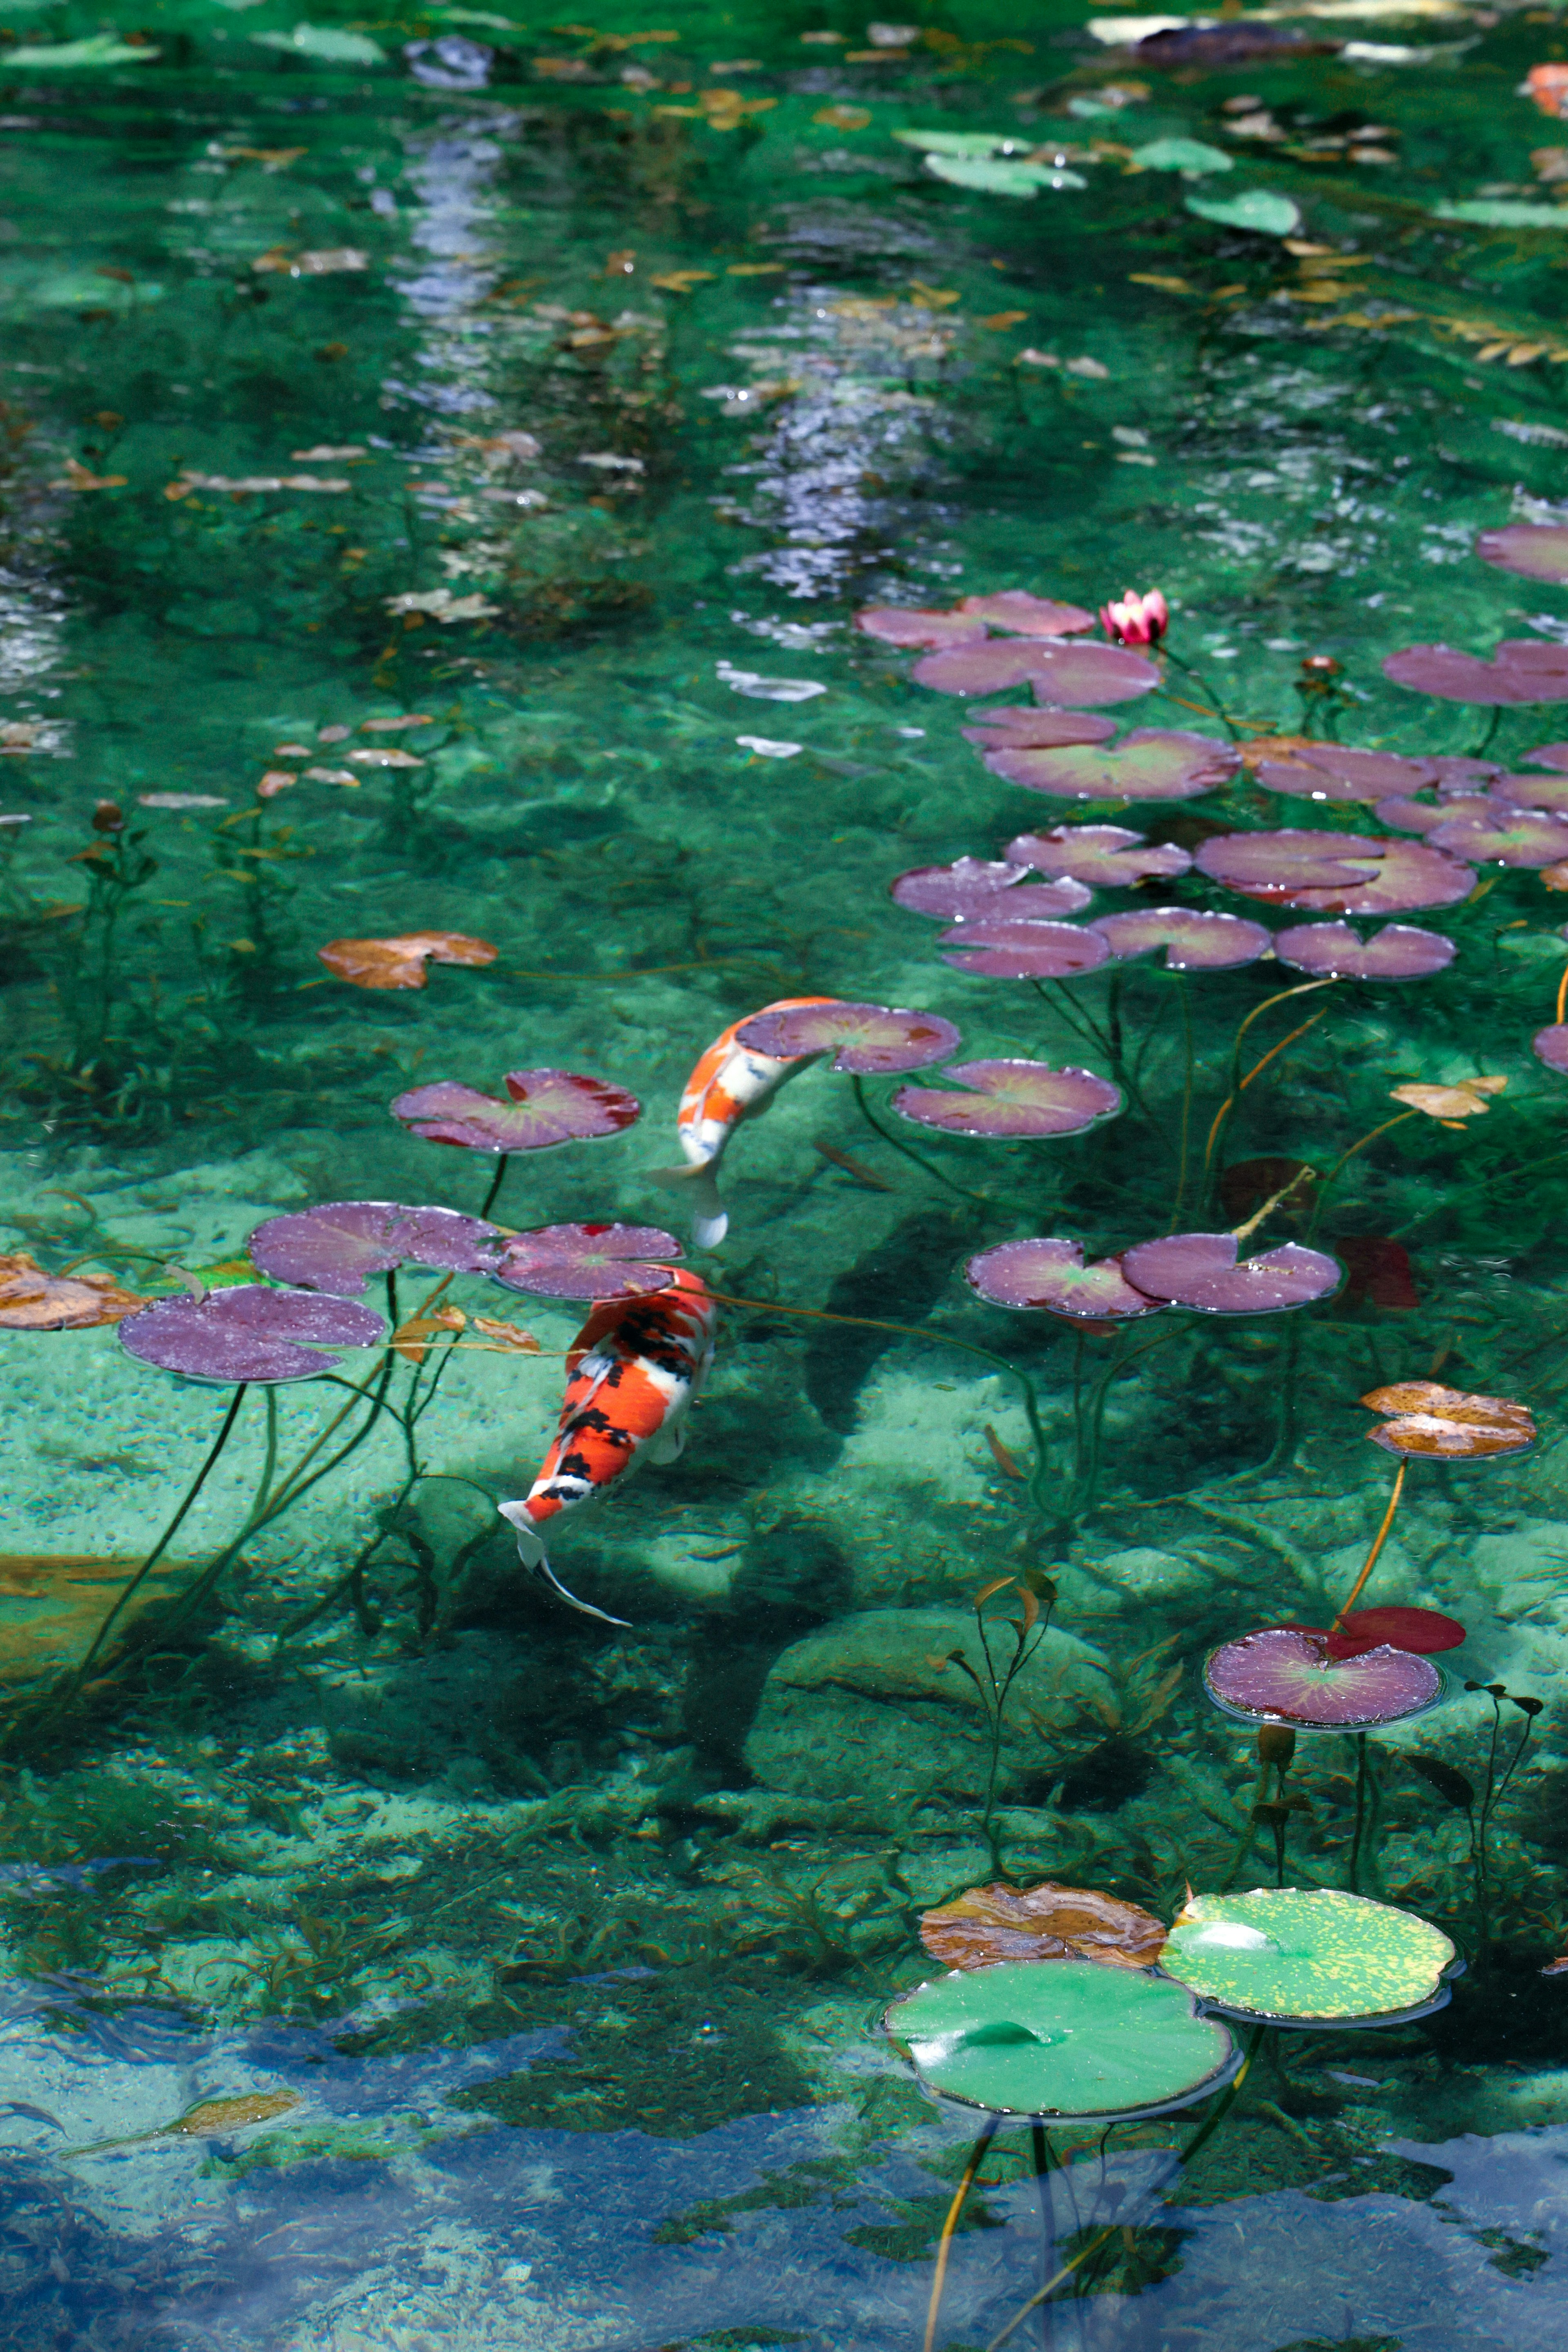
[646,1160,728,1249]
[498,1500,632,1629]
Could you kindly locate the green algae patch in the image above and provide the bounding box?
[1160,1890,1457,2026]
[885,1958,1236,2120]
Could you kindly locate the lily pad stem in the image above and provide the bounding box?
[1306,1111,1419,1241]
[924,2117,999,2352]
[1334,1458,1407,1624]
[479,1152,510,1222]
[849,1075,1000,1213]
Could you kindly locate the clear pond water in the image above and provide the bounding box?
[5,1,1568,2345]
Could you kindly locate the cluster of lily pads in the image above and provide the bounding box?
[886,1873,1460,2125]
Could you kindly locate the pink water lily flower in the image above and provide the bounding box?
[1100,588,1169,648]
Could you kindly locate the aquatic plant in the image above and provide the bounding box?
[979,728,1239,804]
[390,1065,642,1217]
[938,1570,1060,1876]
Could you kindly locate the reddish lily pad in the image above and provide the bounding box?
[939,921,1113,980]
[1088,906,1271,971]
[956,591,1097,636]
[855,606,987,650]
[892,1060,1122,1139]
[1256,746,1439,804]
[119,1285,386,1385]
[912,639,1161,704]
[890,859,1090,920]
[1204,1626,1443,1731]
[962,708,1119,751]
[1272,922,1456,981]
[965,1236,1165,1321]
[1384,640,1568,706]
[1535,1022,1568,1073]
[983,728,1240,803]
[1007,824,1194,888]
[1361,1380,1535,1460]
[318,932,496,990]
[735,999,960,1074]
[1194,829,1474,914]
[248,1200,501,1297]
[1428,804,1568,867]
[390,1069,642,1154]
[1121,1232,1341,1315]
[1312,1606,1468,1661]
[490,1222,680,1303]
[1475,523,1568,584]
[920,1881,1166,1972]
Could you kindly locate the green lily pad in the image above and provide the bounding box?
[1159,1890,1457,2027]
[1131,138,1233,177]
[1434,200,1568,229]
[893,130,1023,158]
[252,23,386,64]
[9,34,158,65]
[925,155,1087,196]
[884,1958,1237,2120]
[1185,188,1301,236]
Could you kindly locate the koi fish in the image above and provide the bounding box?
[650,995,840,1247]
[498,1268,716,1626]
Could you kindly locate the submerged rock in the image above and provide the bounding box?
[744,1605,1115,1803]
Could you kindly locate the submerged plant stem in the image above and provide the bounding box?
[850,1074,1000,1213]
[479,1152,510,1222]
[925,2118,1000,2352]
[1334,1458,1408,1623]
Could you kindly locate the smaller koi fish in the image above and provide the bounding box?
[812,1137,895,1192]
[649,995,841,1247]
[499,1269,716,1625]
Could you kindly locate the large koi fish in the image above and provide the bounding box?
[649,995,839,1247]
[498,1268,716,1625]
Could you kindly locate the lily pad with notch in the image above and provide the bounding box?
[489,1223,681,1303]
[735,999,959,1074]
[962,708,1119,751]
[1384,640,1568,706]
[119,1285,387,1385]
[1159,1889,1457,2027]
[390,1069,642,1154]
[892,1059,1122,1139]
[912,639,1160,704]
[1203,1626,1446,1732]
[1007,823,1193,887]
[1194,829,1474,915]
[939,920,1113,980]
[1256,745,1439,803]
[1272,922,1456,981]
[890,859,1090,920]
[884,1958,1238,2121]
[1360,1380,1535,1460]
[965,1236,1165,1321]
[1122,1233,1341,1315]
[247,1200,501,1297]
[982,728,1239,802]
[1475,523,1568,584]
[1089,906,1271,971]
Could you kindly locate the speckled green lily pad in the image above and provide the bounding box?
[1159,1890,1457,2027]
[883,1958,1237,2121]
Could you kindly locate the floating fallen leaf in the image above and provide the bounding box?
[471,1314,542,1352]
[384,589,498,623]
[649,270,716,293]
[920,1880,1167,1972]
[1390,1074,1506,1122]
[360,714,434,732]
[53,459,125,491]
[303,766,359,786]
[290,443,366,459]
[978,308,1029,327]
[0,1252,144,1330]
[346,746,425,768]
[813,104,871,129]
[1361,1380,1535,1460]
[909,279,961,308]
[391,1303,466,1364]
[256,771,296,800]
[252,247,369,276]
[223,147,307,168]
[317,933,497,991]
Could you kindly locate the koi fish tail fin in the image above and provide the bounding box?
[497,1499,633,1629]
[646,1159,728,1249]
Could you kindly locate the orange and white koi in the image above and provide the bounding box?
[650,995,840,1247]
[498,1268,716,1625]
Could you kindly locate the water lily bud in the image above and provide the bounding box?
[1257,1724,1296,1771]
[91,799,124,833]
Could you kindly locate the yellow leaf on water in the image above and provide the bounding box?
[1129,274,1193,294]
[649,270,716,292]
[978,309,1028,328]
[909,280,960,309]
[1390,1076,1506,1120]
[813,104,871,130]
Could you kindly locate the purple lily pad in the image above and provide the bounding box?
[984,728,1240,804]
[1088,906,1271,972]
[938,922,1113,980]
[1475,523,1568,585]
[954,591,1097,637]
[119,1284,386,1385]
[855,606,987,650]
[1430,757,1506,791]
[1428,803,1568,868]
[1534,1023,1568,1074]
[961,708,1120,751]
[248,1200,500,1298]
[1194,829,1475,915]
[1384,640,1568,706]
[891,1060,1123,1140]
[1256,746,1439,804]
[1372,791,1485,837]
[1491,770,1568,815]
[390,1068,642,1154]
[912,640,1161,704]
[965,1236,1165,1321]
[1272,922,1456,982]
[890,859,1091,921]
[1203,1626,1443,1732]
[734,999,960,1074]
[1120,1232,1341,1315]
[1007,824,1194,888]
[489,1221,680,1303]
[1523,742,1568,775]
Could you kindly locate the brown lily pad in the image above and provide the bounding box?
[920,1880,1167,1973]
[0,1252,144,1330]
[317,932,497,990]
[1361,1380,1535,1460]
